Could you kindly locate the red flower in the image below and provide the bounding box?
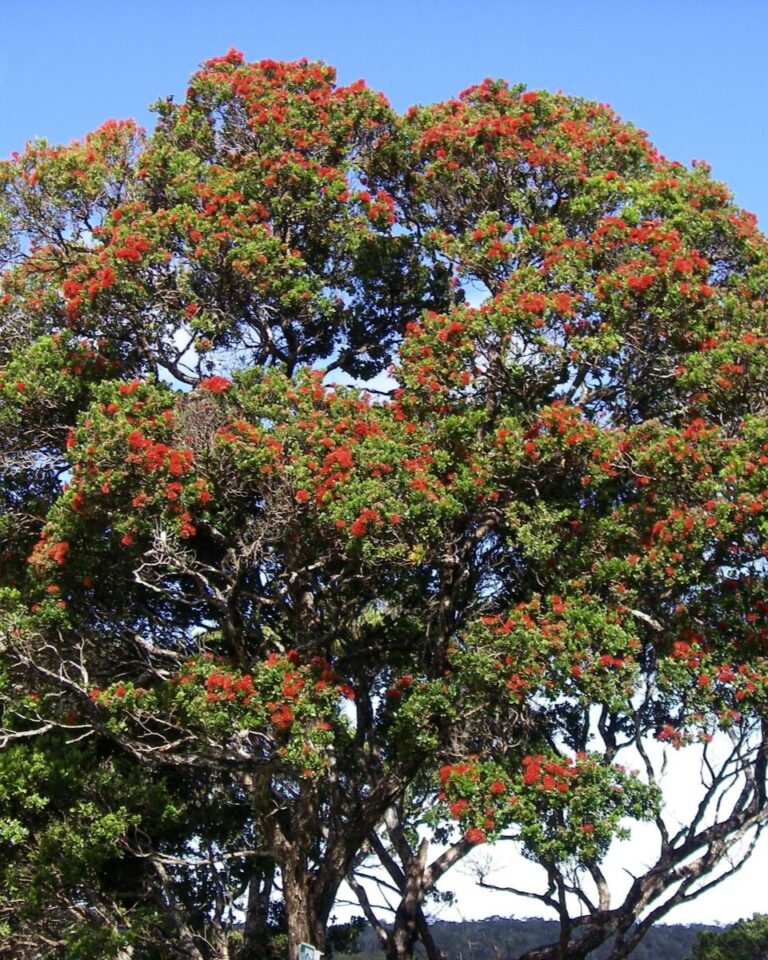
[518,292,547,314]
[324,446,354,470]
[114,246,141,261]
[552,292,574,315]
[118,380,141,395]
[167,449,193,476]
[522,756,541,785]
[439,765,455,784]
[62,279,82,299]
[165,482,184,501]
[98,266,116,289]
[199,376,232,394]
[271,705,295,730]
[47,541,70,566]
[464,827,486,845]
[627,273,654,291]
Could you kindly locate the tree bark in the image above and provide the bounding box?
[236,861,276,960]
[282,859,326,960]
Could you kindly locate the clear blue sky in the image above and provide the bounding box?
[2,0,767,224]
[3,0,768,925]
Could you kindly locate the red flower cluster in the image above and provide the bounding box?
[521,755,575,793]
[199,376,233,394]
[349,508,381,537]
[205,671,255,704]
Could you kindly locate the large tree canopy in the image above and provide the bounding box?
[2,51,768,960]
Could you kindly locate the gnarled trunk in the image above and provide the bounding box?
[282,859,327,960]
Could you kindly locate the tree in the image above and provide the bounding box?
[690,914,768,960]
[2,50,768,960]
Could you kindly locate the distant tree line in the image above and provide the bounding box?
[349,916,717,959]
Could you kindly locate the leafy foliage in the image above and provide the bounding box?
[689,914,768,960]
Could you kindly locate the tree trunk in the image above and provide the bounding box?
[386,839,430,960]
[235,862,275,960]
[282,860,326,960]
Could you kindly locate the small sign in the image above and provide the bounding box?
[299,943,322,960]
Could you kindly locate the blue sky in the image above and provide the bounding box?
[3,0,768,925]
[2,0,767,223]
